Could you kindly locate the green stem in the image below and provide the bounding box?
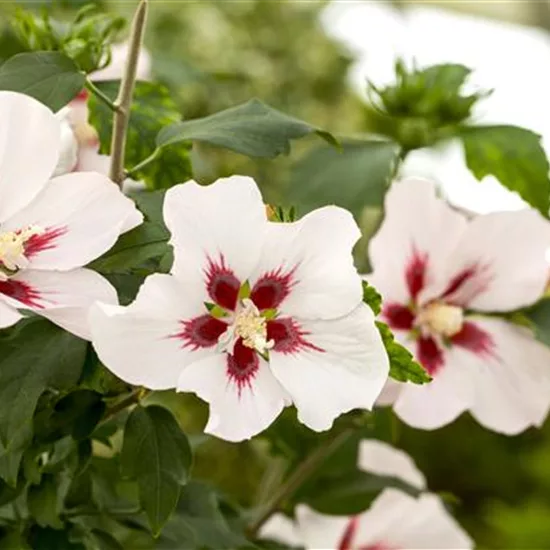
[109,0,149,186]
[101,388,143,424]
[85,78,120,112]
[247,427,355,538]
[125,147,161,178]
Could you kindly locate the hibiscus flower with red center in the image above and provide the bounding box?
[369,178,550,434]
[90,175,389,442]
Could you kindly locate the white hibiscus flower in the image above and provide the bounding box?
[0,91,142,339]
[90,175,389,442]
[369,178,550,435]
[261,440,473,550]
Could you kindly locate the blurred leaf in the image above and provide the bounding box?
[158,482,252,549]
[89,81,192,189]
[288,139,400,218]
[28,474,63,529]
[121,405,193,535]
[0,319,87,449]
[460,125,550,216]
[523,298,550,347]
[0,51,84,111]
[376,322,431,385]
[29,526,85,550]
[157,98,336,159]
[362,281,382,316]
[87,529,124,550]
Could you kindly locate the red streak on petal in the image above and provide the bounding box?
[417,336,444,376]
[383,303,415,331]
[204,255,241,311]
[250,267,296,310]
[24,226,68,259]
[338,517,359,550]
[227,338,259,396]
[267,318,324,354]
[441,265,477,297]
[440,263,492,306]
[451,321,495,357]
[0,279,43,309]
[173,314,227,350]
[405,247,428,302]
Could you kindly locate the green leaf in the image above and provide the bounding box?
[88,81,192,189]
[157,98,336,159]
[523,298,550,347]
[362,281,382,316]
[376,321,431,385]
[28,474,63,529]
[0,319,87,449]
[460,125,550,216]
[288,139,400,218]
[121,405,192,535]
[0,51,85,111]
[158,482,252,549]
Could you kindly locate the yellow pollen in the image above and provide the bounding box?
[234,299,273,353]
[0,225,44,276]
[416,302,464,338]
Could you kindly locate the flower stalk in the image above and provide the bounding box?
[109,0,148,186]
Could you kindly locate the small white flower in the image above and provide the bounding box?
[261,440,472,550]
[369,178,550,435]
[90,175,389,442]
[0,91,142,339]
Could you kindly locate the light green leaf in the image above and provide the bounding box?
[0,51,85,111]
[376,321,431,385]
[523,298,550,348]
[28,474,63,529]
[288,138,400,218]
[460,125,550,216]
[0,319,87,449]
[157,98,336,159]
[88,81,192,189]
[121,405,192,535]
[362,281,382,316]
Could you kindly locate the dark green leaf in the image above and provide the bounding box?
[304,470,420,515]
[29,526,85,550]
[288,139,400,218]
[0,51,84,111]
[460,125,550,216]
[0,319,87,449]
[158,482,251,549]
[121,405,192,535]
[523,298,550,347]
[362,281,382,316]
[157,98,336,159]
[28,474,63,529]
[88,529,124,550]
[88,81,192,189]
[376,322,431,384]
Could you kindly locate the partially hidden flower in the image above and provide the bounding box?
[0,91,142,339]
[261,439,473,550]
[90,175,389,442]
[369,178,550,434]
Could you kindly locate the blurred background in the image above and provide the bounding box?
[2,1,550,547]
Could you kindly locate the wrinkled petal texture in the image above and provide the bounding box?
[0,92,61,222]
[3,172,143,270]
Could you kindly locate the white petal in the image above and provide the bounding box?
[295,505,350,550]
[259,514,301,547]
[0,91,61,222]
[354,489,473,550]
[393,345,476,430]
[0,297,22,329]
[358,440,426,490]
[53,107,78,176]
[12,268,117,340]
[177,354,288,442]
[444,210,550,311]
[368,178,467,305]
[90,274,206,389]
[252,206,362,320]
[3,172,143,270]
[163,176,267,289]
[375,378,403,406]
[468,318,550,434]
[270,304,389,432]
